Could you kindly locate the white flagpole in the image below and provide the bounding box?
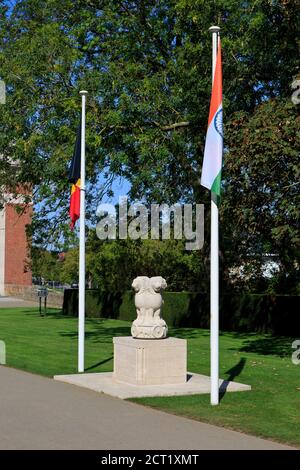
[78,90,88,373]
[209,25,220,405]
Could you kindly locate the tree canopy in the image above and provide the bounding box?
[0,0,299,292]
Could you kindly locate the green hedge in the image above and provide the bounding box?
[62,289,299,335]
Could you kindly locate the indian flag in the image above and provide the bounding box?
[201,37,223,195]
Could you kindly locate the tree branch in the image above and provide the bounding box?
[153,121,190,131]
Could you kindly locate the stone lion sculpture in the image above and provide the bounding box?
[131,276,168,339]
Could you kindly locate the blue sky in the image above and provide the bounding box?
[101,176,131,205]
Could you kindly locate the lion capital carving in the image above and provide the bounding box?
[131,276,168,339]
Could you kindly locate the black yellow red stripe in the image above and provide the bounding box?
[69,178,80,229]
[68,117,81,229]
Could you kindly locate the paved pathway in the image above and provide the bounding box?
[0,366,294,450]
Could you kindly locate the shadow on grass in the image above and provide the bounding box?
[216,329,294,358]
[21,310,294,358]
[85,356,113,371]
[23,309,64,318]
[170,328,210,339]
[59,321,209,343]
[59,325,131,344]
[238,336,293,357]
[219,357,246,401]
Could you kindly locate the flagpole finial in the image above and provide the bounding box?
[209,26,220,34]
[79,90,88,95]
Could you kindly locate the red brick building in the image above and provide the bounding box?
[0,188,32,296]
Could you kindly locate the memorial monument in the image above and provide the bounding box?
[55,275,251,398]
[113,276,187,386]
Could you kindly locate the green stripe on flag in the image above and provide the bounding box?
[211,171,221,195]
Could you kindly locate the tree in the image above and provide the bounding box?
[1,0,299,291]
[59,230,206,292]
[31,247,63,282]
[222,98,300,293]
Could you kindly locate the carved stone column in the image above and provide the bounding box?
[131,276,168,339]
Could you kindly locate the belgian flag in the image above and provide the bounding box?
[69,119,81,229]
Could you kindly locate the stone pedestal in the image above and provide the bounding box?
[113,336,187,385]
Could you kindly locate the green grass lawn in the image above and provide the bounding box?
[0,307,299,447]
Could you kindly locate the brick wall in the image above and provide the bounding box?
[4,203,32,286]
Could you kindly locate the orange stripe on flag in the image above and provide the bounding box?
[208,38,222,127]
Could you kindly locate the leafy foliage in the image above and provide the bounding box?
[222,99,300,292]
[60,232,207,292]
[31,247,63,281]
[1,0,299,291]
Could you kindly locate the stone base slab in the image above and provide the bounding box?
[113,336,186,385]
[54,372,251,399]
